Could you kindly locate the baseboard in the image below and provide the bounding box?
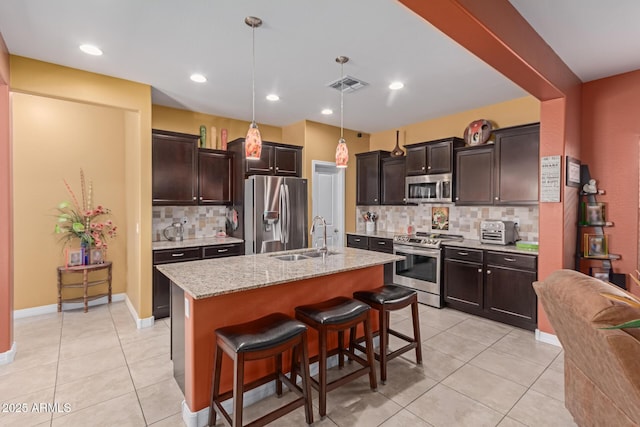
[124,295,155,329]
[13,293,126,319]
[179,344,369,427]
[535,329,562,347]
[0,342,16,365]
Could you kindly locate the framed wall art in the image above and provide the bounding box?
[566,156,581,187]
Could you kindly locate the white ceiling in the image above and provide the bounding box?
[1,1,639,134]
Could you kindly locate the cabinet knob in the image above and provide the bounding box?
[374,198,378,202]
[199,196,203,200]
[477,268,482,273]
[421,166,426,170]
[275,167,279,171]
[270,166,273,170]
[494,197,499,200]
[428,166,432,169]
[487,270,492,274]
[192,196,197,200]
[456,197,459,201]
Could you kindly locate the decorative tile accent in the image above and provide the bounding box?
[152,206,228,241]
[356,205,539,241]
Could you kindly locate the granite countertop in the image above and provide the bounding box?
[346,230,397,239]
[152,236,244,251]
[156,247,403,300]
[443,239,538,255]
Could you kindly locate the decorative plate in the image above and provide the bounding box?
[463,119,492,146]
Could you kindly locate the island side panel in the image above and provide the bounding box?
[183,264,385,412]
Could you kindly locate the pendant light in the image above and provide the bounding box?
[390,130,405,157]
[245,16,263,160]
[335,56,349,168]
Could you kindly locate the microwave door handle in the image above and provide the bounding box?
[436,181,442,201]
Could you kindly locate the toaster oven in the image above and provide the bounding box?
[480,220,516,245]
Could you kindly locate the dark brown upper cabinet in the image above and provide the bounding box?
[493,123,540,205]
[381,157,408,205]
[455,145,495,205]
[152,130,199,205]
[227,139,302,177]
[152,130,234,206]
[356,151,390,205]
[198,149,233,205]
[455,123,539,206]
[405,137,465,175]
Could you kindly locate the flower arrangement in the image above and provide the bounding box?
[54,169,117,251]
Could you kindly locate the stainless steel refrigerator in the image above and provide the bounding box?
[244,175,308,254]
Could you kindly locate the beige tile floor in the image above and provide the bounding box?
[0,301,576,427]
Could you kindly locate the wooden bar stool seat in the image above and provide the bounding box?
[353,285,422,384]
[209,313,313,427]
[294,296,377,418]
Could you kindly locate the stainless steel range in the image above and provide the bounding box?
[392,233,464,308]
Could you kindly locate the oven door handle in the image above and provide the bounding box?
[393,246,440,257]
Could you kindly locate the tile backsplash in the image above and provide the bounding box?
[356,204,538,242]
[152,206,228,241]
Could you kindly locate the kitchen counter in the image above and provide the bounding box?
[152,236,243,251]
[157,246,403,299]
[443,239,538,255]
[162,246,399,414]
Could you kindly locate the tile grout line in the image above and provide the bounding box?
[49,312,65,427]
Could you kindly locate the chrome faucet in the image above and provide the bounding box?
[310,215,327,252]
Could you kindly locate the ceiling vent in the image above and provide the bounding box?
[327,75,368,93]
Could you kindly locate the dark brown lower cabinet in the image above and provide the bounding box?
[153,243,244,319]
[346,233,393,284]
[444,246,537,330]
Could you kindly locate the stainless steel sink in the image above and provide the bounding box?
[301,250,339,258]
[272,254,309,261]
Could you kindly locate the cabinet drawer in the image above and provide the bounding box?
[202,243,243,259]
[444,247,483,263]
[153,248,201,264]
[346,234,369,249]
[368,237,393,253]
[486,251,537,271]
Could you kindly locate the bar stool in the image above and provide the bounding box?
[209,313,313,427]
[294,296,377,417]
[353,285,422,384]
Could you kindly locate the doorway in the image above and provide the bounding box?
[311,160,345,248]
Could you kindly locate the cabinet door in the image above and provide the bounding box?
[455,146,494,205]
[381,157,406,205]
[356,152,382,205]
[152,130,198,205]
[444,259,484,314]
[198,150,233,205]
[427,140,453,174]
[405,145,427,175]
[494,124,539,205]
[274,146,301,176]
[202,243,244,258]
[245,144,274,175]
[153,267,171,319]
[485,264,537,330]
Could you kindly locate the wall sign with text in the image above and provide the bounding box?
[540,155,561,202]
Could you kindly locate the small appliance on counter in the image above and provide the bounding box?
[163,221,184,241]
[479,220,516,245]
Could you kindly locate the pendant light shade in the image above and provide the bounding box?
[245,16,262,160]
[335,56,349,168]
[390,130,405,157]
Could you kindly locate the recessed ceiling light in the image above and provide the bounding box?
[79,44,103,56]
[266,94,280,101]
[389,81,404,90]
[190,74,207,83]
[321,108,333,115]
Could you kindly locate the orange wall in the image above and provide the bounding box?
[0,33,12,353]
[581,70,640,295]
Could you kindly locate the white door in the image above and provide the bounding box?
[312,160,345,248]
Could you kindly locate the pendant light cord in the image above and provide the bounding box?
[251,24,256,126]
[340,61,344,139]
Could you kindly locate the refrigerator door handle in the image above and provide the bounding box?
[284,184,291,244]
[279,184,286,244]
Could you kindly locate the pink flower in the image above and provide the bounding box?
[84,209,94,217]
[96,223,104,230]
[90,223,97,229]
[106,220,113,226]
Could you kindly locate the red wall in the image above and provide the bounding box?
[0,32,13,353]
[581,70,640,295]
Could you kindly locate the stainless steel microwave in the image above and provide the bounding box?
[405,173,453,203]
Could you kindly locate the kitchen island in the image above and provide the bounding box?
[156,247,402,421]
